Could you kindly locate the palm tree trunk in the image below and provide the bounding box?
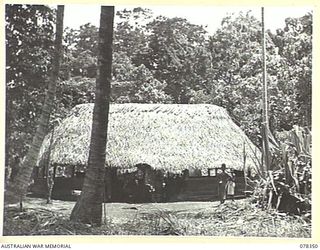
[70,6,114,225]
[5,5,64,204]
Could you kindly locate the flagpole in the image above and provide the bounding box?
[261,7,270,176]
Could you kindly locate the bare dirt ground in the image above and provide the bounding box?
[3,197,311,237]
[17,197,223,222]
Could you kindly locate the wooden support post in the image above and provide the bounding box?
[46,127,55,204]
[53,164,57,179]
[243,141,247,193]
[71,165,76,178]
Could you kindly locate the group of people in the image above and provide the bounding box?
[217,163,236,204]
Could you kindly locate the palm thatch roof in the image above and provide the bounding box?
[37,103,261,173]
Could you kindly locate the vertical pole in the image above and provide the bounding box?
[53,164,57,179]
[46,127,55,204]
[261,7,270,176]
[243,141,247,193]
[71,165,76,178]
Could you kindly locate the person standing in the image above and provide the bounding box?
[227,170,236,201]
[217,163,229,204]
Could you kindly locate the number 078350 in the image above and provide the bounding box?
[300,244,319,248]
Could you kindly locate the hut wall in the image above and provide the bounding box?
[174,175,246,201]
[29,165,247,202]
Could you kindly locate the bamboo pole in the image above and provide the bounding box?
[261,7,271,177]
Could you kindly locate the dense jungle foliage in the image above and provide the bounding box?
[6,5,312,187]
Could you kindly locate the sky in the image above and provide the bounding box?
[63,5,313,34]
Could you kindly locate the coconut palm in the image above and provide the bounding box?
[5,5,64,205]
[70,6,114,225]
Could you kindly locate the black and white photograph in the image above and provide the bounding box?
[3,3,315,240]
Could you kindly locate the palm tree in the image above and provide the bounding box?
[70,6,114,225]
[5,5,64,205]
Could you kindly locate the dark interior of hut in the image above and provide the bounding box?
[29,164,250,203]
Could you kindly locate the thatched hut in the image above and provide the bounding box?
[34,103,261,202]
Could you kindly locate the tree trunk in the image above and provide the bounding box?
[46,170,54,204]
[70,6,114,225]
[5,6,64,204]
